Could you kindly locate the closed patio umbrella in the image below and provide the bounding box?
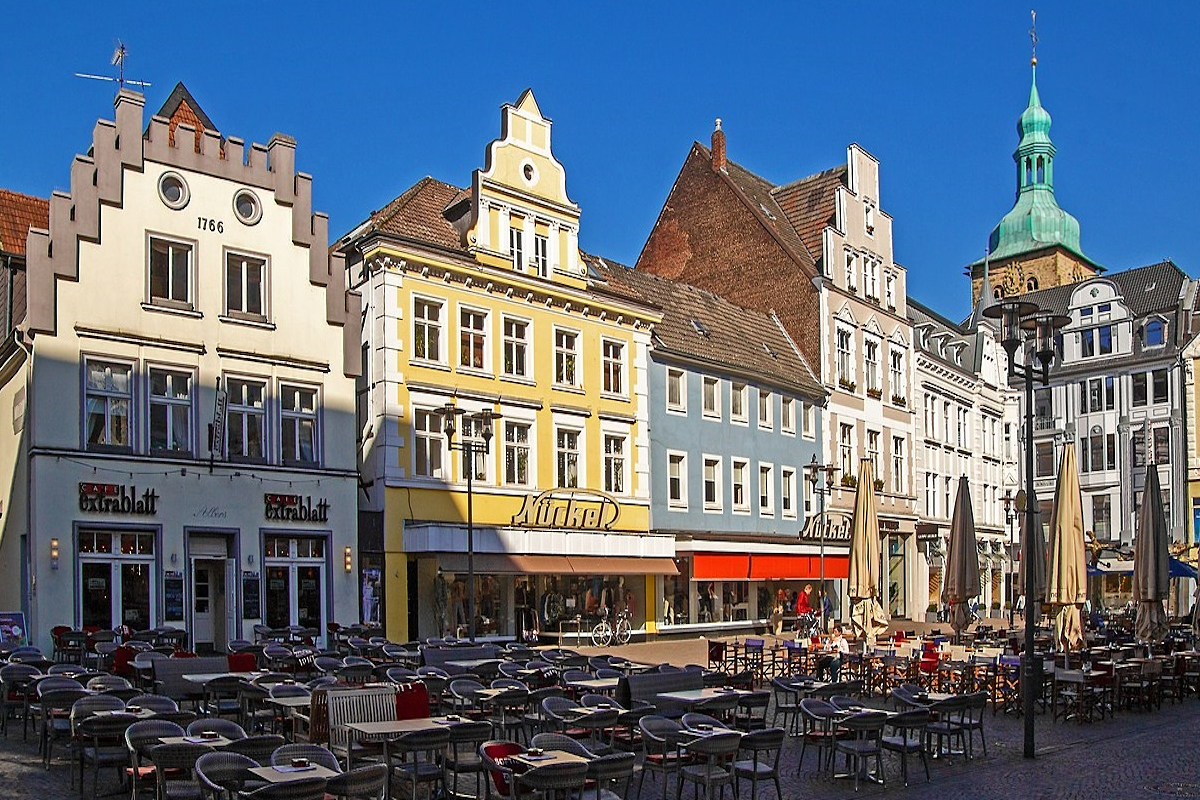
[942,476,981,639]
[1045,443,1087,651]
[847,458,889,645]
[1132,464,1170,644]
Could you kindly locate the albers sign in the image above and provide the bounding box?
[78,483,159,516]
[264,493,330,523]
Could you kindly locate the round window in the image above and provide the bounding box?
[233,189,262,225]
[520,160,538,185]
[157,172,190,210]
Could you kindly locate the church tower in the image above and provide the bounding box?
[969,33,1101,304]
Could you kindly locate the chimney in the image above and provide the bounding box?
[711,118,726,172]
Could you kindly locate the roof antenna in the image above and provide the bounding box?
[76,41,152,91]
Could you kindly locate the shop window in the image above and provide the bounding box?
[263,535,328,633]
[84,359,133,452]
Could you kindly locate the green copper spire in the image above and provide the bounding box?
[986,59,1087,262]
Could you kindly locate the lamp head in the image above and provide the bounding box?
[441,403,458,439]
[1014,489,1027,513]
[983,300,1038,353]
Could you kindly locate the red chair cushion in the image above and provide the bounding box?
[395,682,430,720]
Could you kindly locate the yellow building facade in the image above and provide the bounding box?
[343,91,671,643]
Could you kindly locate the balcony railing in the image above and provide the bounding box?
[1033,415,1058,431]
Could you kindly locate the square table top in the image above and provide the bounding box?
[445,658,499,669]
[656,687,747,703]
[513,750,589,768]
[346,716,463,738]
[567,677,619,690]
[248,764,340,784]
[93,707,155,719]
[159,734,232,747]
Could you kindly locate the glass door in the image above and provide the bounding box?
[264,566,291,629]
[297,565,323,630]
[81,563,113,629]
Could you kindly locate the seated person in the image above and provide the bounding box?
[815,625,850,682]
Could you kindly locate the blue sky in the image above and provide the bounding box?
[2,3,1196,321]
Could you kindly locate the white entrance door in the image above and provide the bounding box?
[192,560,214,651]
[225,558,240,646]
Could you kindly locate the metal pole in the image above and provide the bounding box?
[819,480,826,633]
[466,448,476,643]
[1008,508,1016,629]
[1022,368,1037,758]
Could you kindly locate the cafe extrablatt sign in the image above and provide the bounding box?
[264,493,330,523]
[78,483,159,516]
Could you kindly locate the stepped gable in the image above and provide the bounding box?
[590,255,824,400]
[20,86,361,377]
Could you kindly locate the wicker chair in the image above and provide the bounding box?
[880,708,931,785]
[196,751,266,800]
[127,694,179,713]
[187,718,247,740]
[443,719,494,800]
[224,734,286,766]
[679,731,741,800]
[74,713,137,799]
[148,742,211,800]
[732,727,785,800]
[515,760,588,800]
[528,731,594,758]
[388,727,451,800]
[324,763,388,800]
[242,777,328,800]
[479,739,524,800]
[125,719,185,800]
[636,716,687,800]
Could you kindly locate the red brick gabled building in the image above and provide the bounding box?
[638,124,923,620]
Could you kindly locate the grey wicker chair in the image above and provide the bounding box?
[187,718,247,741]
[148,741,212,800]
[270,743,342,773]
[388,727,451,800]
[224,734,286,766]
[582,750,636,800]
[74,712,137,799]
[732,727,785,800]
[443,719,494,800]
[679,731,741,800]
[324,763,387,800]
[243,776,328,800]
[195,751,266,800]
[515,760,588,800]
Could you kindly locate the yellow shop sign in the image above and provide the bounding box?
[511,488,621,531]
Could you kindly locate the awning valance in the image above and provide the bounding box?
[749,554,849,580]
[692,553,750,581]
[437,553,678,576]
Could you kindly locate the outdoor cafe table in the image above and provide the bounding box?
[249,764,340,784]
[655,687,750,710]
[512,750,589,769]
[781,679,830,699]
[159,734,233,747]
[566,677,619,693]
[346,715,467,793]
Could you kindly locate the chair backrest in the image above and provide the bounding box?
[325,685,399,754]
[148,742,211,787]
[126,719,185,757]
[71,693,126,724]
[245,776,329,800]
[128,694,179,713]
[516,761,589,792]
[224,733,287,766]
[271,743,342,772]
[187,717,247,739]
[681,712,723,730]
[738,727,785,763]
[479,740,524,798]
[529,731,594,758]
[196,751,260,797]
[684,730,742,760]
[840,710,888,736]
[324,763,388,800]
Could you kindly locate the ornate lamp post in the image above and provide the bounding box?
[804,454,839,632]
[441,403,499,642]
[985,299,1068,759]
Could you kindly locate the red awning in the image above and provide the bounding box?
[692,553,750,581]
[749,554,850,580]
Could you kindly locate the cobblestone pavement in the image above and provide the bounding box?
[2,694,1197,799]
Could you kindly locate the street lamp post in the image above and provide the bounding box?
[805,455,839,633]
[441,403,499,643]
[985,299,1068,760]
[1003,491,1017,628]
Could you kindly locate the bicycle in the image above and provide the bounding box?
[590,609,632,647]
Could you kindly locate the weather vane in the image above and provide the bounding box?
[1029,10,1038,66]
[76,41,152,91]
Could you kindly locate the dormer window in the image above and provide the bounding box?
[1144,319,1165,347]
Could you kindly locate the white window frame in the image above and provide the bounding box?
[84,357,134,452]
[458,305,490,372]
[702,377,721,419]
[836,327,855,388]
[555,426,582,488]
[845,250,857,291]
[702,455,723,512]
[757,389,773,431]
[225,375,267,462]
[224,249,269,322]
[891,436,905,494]
[778,396,795,434]
[147,365,194,456]
[867,430,881,478]
[885,273,896,309]
[781,467,797,519]
[801,401,815,439]
[601,338,626,397]
[731,458,750,513]
[667,451,688,510]
[532,231,549,277]
[889,349,904,401]
[730,382,748,424]
[413,406,446,479]
[864,339,880,394]
[147,234,195,310]
[509,224,524,271]
[503,419,533,486]
[501,315,531,380]
[839,423,854,478]
[279,381,320,467]
[412,296,445,364]
[666,368,686,413]
[554,328,581,389]
[604,433,627,495]
[758,462,774,516]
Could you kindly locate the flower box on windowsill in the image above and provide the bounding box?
[866,388,882,400]
[873,478,884,492]
[840,475,858,488]
[838,379,857,393]
[891,394,907,406]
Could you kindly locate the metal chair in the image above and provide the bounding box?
[224,734,286,766]
[796,698,839,776]
[679,730,741,800]
[196,751,266,800]
[325,763,388,800]
[270,743,342,772]
[832,710,888,791]
[514,760,588,800]
[880,708,932,785]
[389,727,451,800]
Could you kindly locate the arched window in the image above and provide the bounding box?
[1026,277,1039,291]
[1144,319,1165,347]
[993,287,1003,299]
[1036,156,1045,184]
[1025,158,1033,186]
